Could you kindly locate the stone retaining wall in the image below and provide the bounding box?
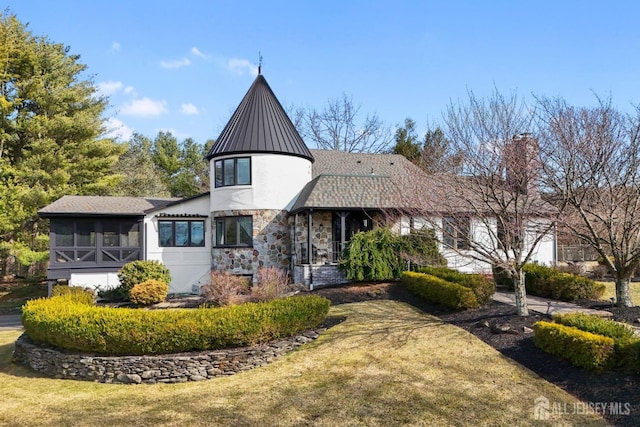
[13,328,325,384]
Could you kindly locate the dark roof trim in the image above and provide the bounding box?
[144,192,210,214]
[155,213,209,218]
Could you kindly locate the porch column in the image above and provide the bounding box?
[307,209,313,264]
[339,211,349,252]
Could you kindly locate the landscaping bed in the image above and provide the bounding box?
[313,282,639,427]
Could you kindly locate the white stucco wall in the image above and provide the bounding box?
[144,194,212,294]
[210,153,312,212]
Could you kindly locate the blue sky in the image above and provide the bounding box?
[8,1,640,146]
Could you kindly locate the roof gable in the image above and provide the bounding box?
[206,74,313,161]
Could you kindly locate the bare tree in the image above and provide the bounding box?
[300,93,392,153]
[536,95,640,307]
[400,90,557,316]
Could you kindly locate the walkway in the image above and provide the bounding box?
[0,314,22,330]
[492,291,613,317]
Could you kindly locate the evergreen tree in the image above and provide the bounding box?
[0,12,122,271]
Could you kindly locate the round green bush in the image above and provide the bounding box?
[114,260,172,301]
[129,279,169,306]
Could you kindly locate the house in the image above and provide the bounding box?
[39,72,557,293]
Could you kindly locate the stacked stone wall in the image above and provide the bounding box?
[13,328,324,384]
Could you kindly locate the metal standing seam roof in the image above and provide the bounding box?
[206,74,313,162]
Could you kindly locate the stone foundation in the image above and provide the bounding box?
[294,264,350,289]
[13,328,324,384]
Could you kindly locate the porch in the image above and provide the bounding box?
[291,209,380,288]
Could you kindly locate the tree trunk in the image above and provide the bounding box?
[513,269,529,316]
[615,277,634,307]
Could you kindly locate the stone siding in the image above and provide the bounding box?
[13,328,324,384]
[212,209,291,279]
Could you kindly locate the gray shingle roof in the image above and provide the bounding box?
[291,174,405,212]
[310,149,410,178]
[38,195,180,217]
[291,150,426,212]
[206,74,313,162]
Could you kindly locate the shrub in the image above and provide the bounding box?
[339,228,404,281]
[523,264,605,301]
[533,321,615,371]
[21,294,330,356]
[590,265,609,280]
[102,260,171,302]
[418,266,495,305]
[201,270,251,306]
[401,271,479,310]
[553,313,640,370]
[396,229,447,270]
[129,279,169,306]
[252,267,291,302]
[553,313,636,341]
[556,262,586,276]
[51,285,95,305]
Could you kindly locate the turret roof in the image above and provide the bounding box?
[206,74,313,162]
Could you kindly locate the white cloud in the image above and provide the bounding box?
[124,86,136,96]
[97,80,124,96]
[103,117,133,141]
[160,58,191,69]
[110,42,120,52]
[191,47,208,59]
[121,98,168,117]
[227,58,259,76]
[181,103,199,115]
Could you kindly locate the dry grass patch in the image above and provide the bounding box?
[598,281,640,305]
[0,301,607,426]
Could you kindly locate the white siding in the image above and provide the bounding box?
[144,195,211,294]
[69,272,120,291]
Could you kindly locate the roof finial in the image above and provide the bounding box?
[258,52,263,75]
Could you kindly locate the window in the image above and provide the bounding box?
[50,219,140,265]
[442,216,470,250]
[214,157,251,187]
[158,220,205,247]
[215,216,252,247]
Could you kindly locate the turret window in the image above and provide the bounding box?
[214,157,251,187]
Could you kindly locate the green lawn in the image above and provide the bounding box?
[0,300,607,426]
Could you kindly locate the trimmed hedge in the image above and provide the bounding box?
[418,266,495,305]
[553,313,640,371]
[22,295,330,356]
[523,264,605,301]
[51,285,96,305]
[401,271,479,310]
[533,321,615,371]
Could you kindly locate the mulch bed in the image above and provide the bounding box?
[312,282,639,427]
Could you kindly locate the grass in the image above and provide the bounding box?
[0,300,606,426]
[597,281,640,305]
